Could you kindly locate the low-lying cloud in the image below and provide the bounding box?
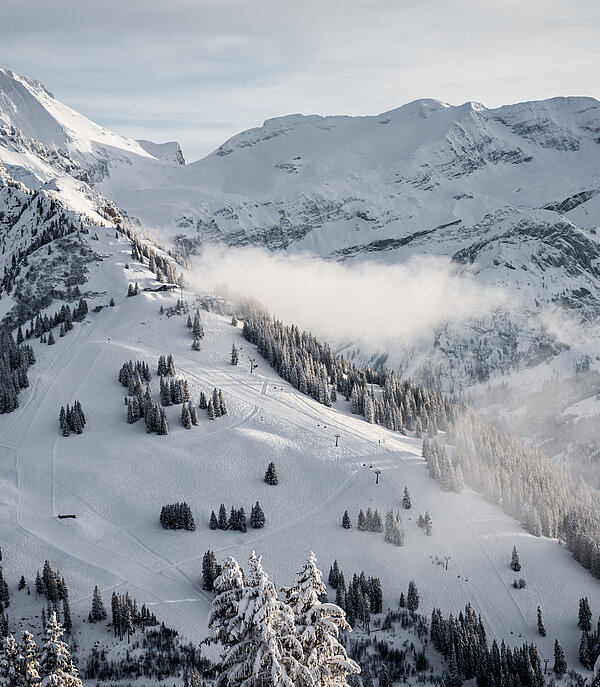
[191,247,507,347]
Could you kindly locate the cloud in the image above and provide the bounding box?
[191,246,507,347]
[1,0,599,161]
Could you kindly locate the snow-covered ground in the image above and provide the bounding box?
[0,228,597,679]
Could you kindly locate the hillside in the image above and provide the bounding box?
[0,226,595,680]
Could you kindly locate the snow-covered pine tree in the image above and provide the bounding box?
[553,638,567,675]
[40,612,82,686]
[342,511,352,529]
[424,511,432,536]
[357,509,366,531]
[214,552,301,687]
[406,581,419,613]
[231,344,239,366]
[250,502,265,529]
[537,606,546,636]
[203,550,219,592]
[210,511,218,530]
[510,545,521,572]
[264,462,279,485]
[199,391,208,409]
[208,556,245,652]
[182,402,192,429]
[20,630,41,687]
[207,400,216,420]
[402,486,412,509]
[578,596,592,631]
[218,504,229,530]
[283,552,360,687]
[89,586,107,623]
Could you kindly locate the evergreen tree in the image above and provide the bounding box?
[510,545,521,572]
[18,576,26,592]
[202,550,219,592]
[40,612,82,686]
[553,638,567,675]
[342,511,351,529]
[407,580,419,613]
[89,586,107,623]
[284,552,360,687]
[47,331,55,346]
[265,462,279,485]
[182,402,192,429]
[402,486,412,509]
[424,511,432,536]
[218,504,229,530]
[208,556,245,652]
[537,606,546,636]
[62,597,72,635]
[20,630,41,687]
[231,343,239,366]
[199,391,208,409]
[578,596,592,631]
[357,510,366,531]
[250,502,265,529]
[209,511,218,530]
[213,552,301,687]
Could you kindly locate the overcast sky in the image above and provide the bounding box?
[1,0,598,162]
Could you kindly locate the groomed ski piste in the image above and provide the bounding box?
[0,227,598,674]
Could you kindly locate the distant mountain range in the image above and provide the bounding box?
[1,67,600,391]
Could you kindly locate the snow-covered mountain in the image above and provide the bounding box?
[1,68,600,683]
[2,67,600,390]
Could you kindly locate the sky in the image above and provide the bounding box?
[1,0,599,162]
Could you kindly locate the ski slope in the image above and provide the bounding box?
[0,227,597,672]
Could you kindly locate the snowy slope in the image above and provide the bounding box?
[0,227,596,678]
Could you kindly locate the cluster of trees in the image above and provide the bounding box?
[20,299,86,343]
[578,596,600,669]
[208,551,359,687]
[430,603,551,685]
[119,358,152,390]
[157,354,177,377]
[82,623,209,683]
[209,503,264,532]
[0,329,35,414]
[160,502,195,531]
[423,439,465,492]
[357,507,383,532]
[327,561,383,630]
[159,375,190,405]
[88,585,107,623]
[241,306,457,434]
[206,387,227,420]
[110,590,158,643]
[341,508,405,545]
[447,408,600,580]
[416,511,433,536]
[264,462,278,485]
[0,612,82,686]
[58,400,86,436]
[127,282,141,297]
[130,236,180,285]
